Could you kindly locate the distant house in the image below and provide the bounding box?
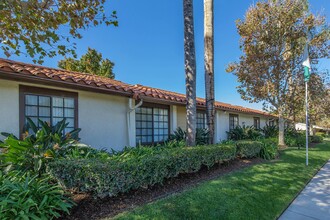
[295,123,330,135]
[0,58,276,151]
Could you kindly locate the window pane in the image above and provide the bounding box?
[53,107,64,117]
[39,107,50,117]
[52,117,63,125]
[53,97,63,107]
[64,108,74,117]
[39,96,50,106]
[64,98,74,108]
[26,95,38,105]
[25,106,38,116]
[66,118,74,127]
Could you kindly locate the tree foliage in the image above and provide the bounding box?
[227,0,330,145]
[0,0,118,64]
[58,47,115,78]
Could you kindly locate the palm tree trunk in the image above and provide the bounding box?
[204,0,215,144]
[183,0,197,146]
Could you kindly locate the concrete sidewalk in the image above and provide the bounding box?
[279,160,330,220]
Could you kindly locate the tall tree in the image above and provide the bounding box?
[0,0,118,64]
[204,0,215,144]
[227,0,330,147]
[183,0,197,146]
[58,48,115,78]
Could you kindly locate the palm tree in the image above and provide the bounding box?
[204,0,215,144]
[183,0,197,146]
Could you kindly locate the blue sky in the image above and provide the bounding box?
[2,0,329,110]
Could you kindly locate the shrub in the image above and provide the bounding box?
[259,139,278,160]
[315,132,326,138]
[236,140,263,158]
[48,144,237,198]
[227,125,262,141]
[0,118,81,174]
[169,127,210,145]
[310,135,323,143]
[0,171,74,220]
[262,124,278,138]
[286,134,306,149]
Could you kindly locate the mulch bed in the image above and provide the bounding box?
[61,158,264,220]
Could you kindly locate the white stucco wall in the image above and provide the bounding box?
[215,110,270,142]
[0,79,130,151]
[176,106,186,129]
[0,80,20,140]
[78,91,130,151]
[215,110,229,142]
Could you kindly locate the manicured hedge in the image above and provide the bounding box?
[310,135,323,143]
[236,140,263,158]
[48,144,236,198]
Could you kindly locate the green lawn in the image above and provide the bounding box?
[112,142,330,220]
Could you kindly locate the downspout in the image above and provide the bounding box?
[127,98,143,147]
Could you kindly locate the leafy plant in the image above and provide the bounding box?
[0,118,81,175]
[259,139,279,160]
[262,124,278,138]
[236,140,263,158]
[169,127,210,145]
[48,144,237,198]
[0,171,74,220]
[227,125,262,141]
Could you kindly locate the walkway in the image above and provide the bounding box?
[279,160,330,220]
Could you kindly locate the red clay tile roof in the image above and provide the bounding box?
[0,58,272,117]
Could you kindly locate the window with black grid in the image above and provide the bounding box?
[254,117,260,129]
[196,112,207,129]
[25,94,75,134]
[229,114,239,130]
[269,119,275,126]
[135,106,169,145]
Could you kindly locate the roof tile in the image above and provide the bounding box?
[0,58,272,116]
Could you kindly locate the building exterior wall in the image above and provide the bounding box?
[0,78,274,150]
[176,106,186,129]
[0,80,20,139]
[0,79,130,151]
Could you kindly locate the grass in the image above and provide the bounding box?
[112,142,330,220]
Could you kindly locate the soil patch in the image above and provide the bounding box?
[62,158,264,220]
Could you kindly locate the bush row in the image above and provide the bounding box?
[49,139,277,198]
[48,144,237,198]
